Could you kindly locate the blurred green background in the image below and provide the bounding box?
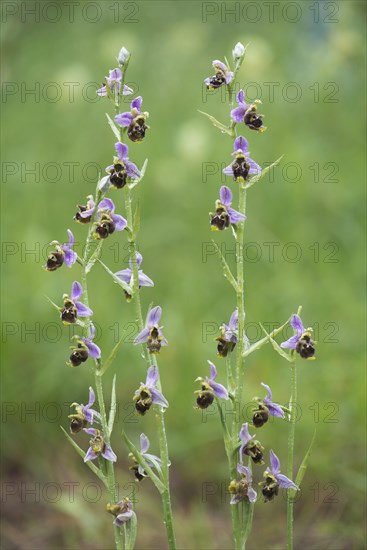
[1,1,366,548]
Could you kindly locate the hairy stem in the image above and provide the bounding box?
[80,207,123,550]
[124,185,177,550]
[287,357,297,550]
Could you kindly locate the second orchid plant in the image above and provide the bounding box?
[197,42,317,550]
[45,47,176,549]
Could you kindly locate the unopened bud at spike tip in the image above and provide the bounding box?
[118,47,130,65]
[233,42,245,60]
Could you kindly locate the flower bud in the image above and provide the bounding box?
[118,47,130,65]
[233,42,245,59]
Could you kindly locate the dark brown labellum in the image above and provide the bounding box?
[128,116,148,142]
[210,207,230,231]
[110,163,127,189]
[45,250,64,271]
[206,72,226,90]
[69,345,89,367]
[244,109,264,131]
[196,389,214,409]
[296,333,315,359]
[216,336,236,357]
[232,154,250,181]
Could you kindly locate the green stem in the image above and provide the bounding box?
[287,356,297,550]
[124,185,177,550]
[80,214,123,550]
[234,182,247,418]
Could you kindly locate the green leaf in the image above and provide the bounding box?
[61,426,108,487]
[125,511,138,550]
[44,295,60,313]
[198,110,234,136]
[97,332,124,377]
[244,155,284,190]
[106,113,121,141]
[97,259,132,295]
[259,323,293,362]
[86,241,103,274]
[295,430,316,487]
[242,316,291,358]
[108,374,117,436]
[211,240,238,292]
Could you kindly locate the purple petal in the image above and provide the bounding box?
[236,90,245,104]
[83,409,94,423]
[109,68,122,81]
[207,360,217,381]
[115,142,128,160]
[261,382,272,401]
[239,422,253,445]
[102,444,117,462]
[225,71,234,84]
[146,365,159,387]
[147,306,162,327]
[228,207,246,224]
[237,464,252,482]
[247,487,257,503]
[125,160,141,179]
[223,164,234,176]
[276,473,299,490]
[228,309,238,331]
[123,85,133,96]
[234,136,249,154]
[212,60,227,71]
[115,112,134,127]
[89,322,96,339]
[219,186,232,207]
[150,388,169,408]
[210,380,229,400]
[66,229,74,247]
[144,452,162,468]
[80,200,95,218]
[134,327,150,345]
[84,427,97,436]
[231,106,246,124]
[237,463,249,476]
[267,402,285,418]
[129,252,143,270]
[98,198,115,213]
[84,447,98,462]
[138,271,154,287]
[280,334,299,349]
[131,96,143,111]
[71,281,83,301]
[75,301,93,317]
[114,268,132,284]
[140,433,150,454]
[159,331,168,346]
[114,510,133,526]
[63,249,77,268]
[87,387,95,408]
[248,158,261,175]
[84,339,101,359]
[112,214,127,231]
[269,450,281,475]
[291,314,305,334]
[96,86,107,97]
